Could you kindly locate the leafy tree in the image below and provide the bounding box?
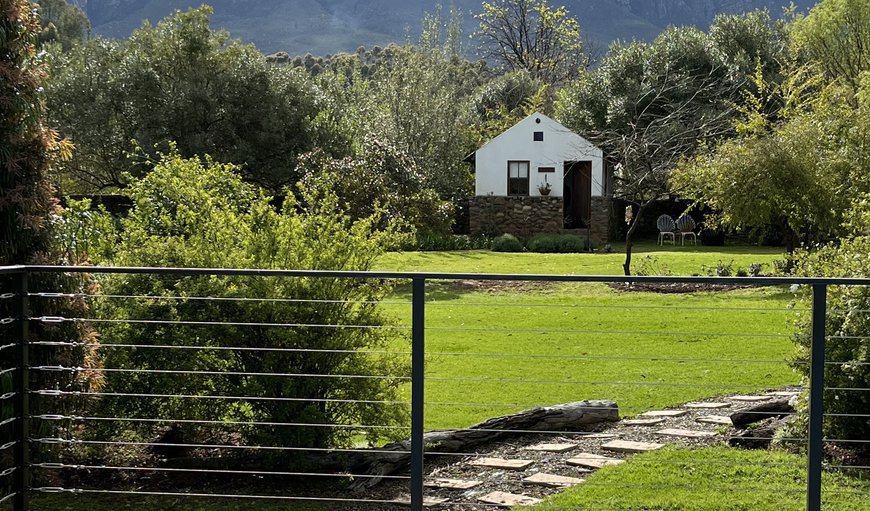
[673,82,859,251]
[791,0,870,91]
[475,0,586,84]
[557,26,740,275]
[35,0,90,50]
[298,139,453,239]
[0,0,101,467]
[87,149,410,449]
[45,6,330,193]
[789,196,870,447]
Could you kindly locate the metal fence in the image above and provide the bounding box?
[1,265,868,511]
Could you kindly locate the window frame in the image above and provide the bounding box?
[507,160,530,196]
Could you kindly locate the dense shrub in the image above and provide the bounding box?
[413,233,492,251]
[789,197,870,447]
[526,234,591,253]
[82,150,411,449]
[491,233,524,252]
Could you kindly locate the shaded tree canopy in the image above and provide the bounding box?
[45,6,335,193]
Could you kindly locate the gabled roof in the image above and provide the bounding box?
[463,112,597,164]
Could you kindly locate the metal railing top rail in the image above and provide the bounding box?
[3,264,870,285]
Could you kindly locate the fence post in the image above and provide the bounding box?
[807,283,826,511]
[13,270,29,511]
[410,278,425,511]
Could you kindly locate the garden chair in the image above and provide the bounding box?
[676,214,698,245]
[656,214,677,245]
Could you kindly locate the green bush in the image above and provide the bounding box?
[491,233,523,252]
[413,233,492,251]
[526,234,591,253]
[85,150,411,449]
[790,196,870,446]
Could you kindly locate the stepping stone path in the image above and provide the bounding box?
[623,418,666,426]
[387,387,803,508]
[567,452,623,469]
[478,491,541,507]
[697,415,733,425]
[685,402,731,409]
[394,495,449,507]
[470,457,535,470]
[602,440,665,453]
[523,472,585,488]
[641,409,687,417]
[524,442,578,453]
[424,478,482,490]
[656,428,717,439]
[730,395,770,402]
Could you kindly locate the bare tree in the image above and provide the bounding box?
[475,0,587,84]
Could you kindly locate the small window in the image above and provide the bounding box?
[507,161,529,196]
[538,167,555,173]
[533,131,544,141]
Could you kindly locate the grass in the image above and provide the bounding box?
[528,446,870,511]
[375,245,797,429]
[402,282,800,429]
[375,242,785,276]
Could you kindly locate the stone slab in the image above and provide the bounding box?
[685,402,731,409]
[566,453,624,469]
[524,442,578,453]
[696,415,734,425]
[656,428,718,438]
[424,478,482,490]
[394,496,449,507]
[767,391,800,397]
[602,440,665,453]
[623,418,666,426]
[581,433,620,439]
[478,491,541,507]
[469,457,534,471]
[523,472,585,488]
[640,410,687,418]
[729,395,770,402]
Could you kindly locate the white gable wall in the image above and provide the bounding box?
[474,113,604,197]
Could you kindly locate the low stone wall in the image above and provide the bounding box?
[469,196,563,238]
[589,196,612,245]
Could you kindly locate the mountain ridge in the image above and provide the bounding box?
[74,0,818,55]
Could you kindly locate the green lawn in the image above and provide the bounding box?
[375,243,785,276]
[376,247,798,429]
[529,446,870,511]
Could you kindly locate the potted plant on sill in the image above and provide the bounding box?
[537,176,552,196]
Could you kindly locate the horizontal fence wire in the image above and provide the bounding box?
[31,438,411,456]
[32,315,411,330]
[31,414,410,430]
[30,291,411,306]
[7,265,870,510]
[30,366,410,380]
[32,390,409,405]
[32,488,406,505]
[31,463,411,481]
[29,340,412,356]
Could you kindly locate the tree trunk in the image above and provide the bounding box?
[623,202,648,276]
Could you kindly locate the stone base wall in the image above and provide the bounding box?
[469,195,613,244]
[589,196,612,245]
[469,196,563,238]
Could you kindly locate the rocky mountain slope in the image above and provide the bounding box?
[74,0,817,55]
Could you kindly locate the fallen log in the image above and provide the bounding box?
[347,400,619,490]
[728,417,790,449]
[729,398,794,429]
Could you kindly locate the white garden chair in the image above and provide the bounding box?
[656,214,677,245]
[676,214,698,245]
